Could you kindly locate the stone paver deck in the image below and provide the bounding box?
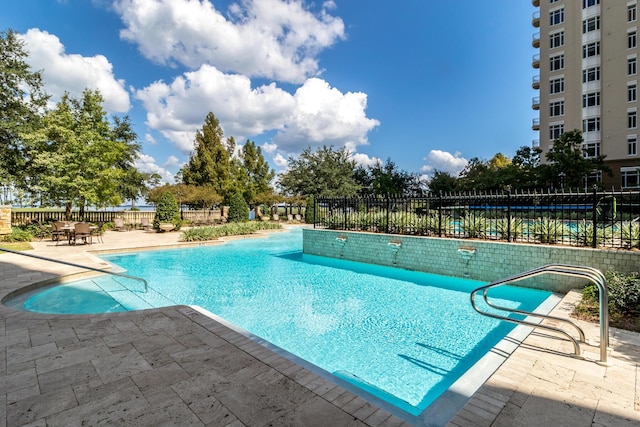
[0,227,638,426]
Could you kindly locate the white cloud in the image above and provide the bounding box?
[144,133,157,145]
[113,0,345,83]
[19,29,130,113]
[273,153,288,169]
[164,155,180,167]
[350,152,380,168]
[262,142,278,154]
[135,153,175,183]
[421,150,468,176]
[135,67,379,154]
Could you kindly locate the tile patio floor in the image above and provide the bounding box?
[0,226,638,426]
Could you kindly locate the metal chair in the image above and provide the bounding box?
[72,222,92,245]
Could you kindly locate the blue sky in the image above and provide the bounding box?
[2,0,538,184]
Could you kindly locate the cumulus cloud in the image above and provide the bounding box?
[350,152,380,168]
[136,153,175,183]
[273,153,288,169]
[135,66,379,154]
[421,150,468,176]
[19,29,130,113]
[113,0,345,83]
[262,142,278,154]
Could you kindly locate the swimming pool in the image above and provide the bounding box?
[10,228,553,417]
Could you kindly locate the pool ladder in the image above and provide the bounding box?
[0,247,148,292]
[470,264,609,365]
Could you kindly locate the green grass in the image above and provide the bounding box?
[0,242,34,252]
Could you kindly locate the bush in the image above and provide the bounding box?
[2,228,33,242]
[153,192,182,231]
[181,222,282,241]
[305,195,317,224]
[227,192,249,223]
[581,270,640,319]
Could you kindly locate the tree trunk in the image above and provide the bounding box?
[65,201,73,221]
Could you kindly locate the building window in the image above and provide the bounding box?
[629,136,638,155]
[550,54,565,71]
[550,77,565,94]
[583,143,601,158]
[629,111,638,128]
[583,16,600,33]
[549,124,564,140]
[583,117,601,132]
[583,92,601,107]
[583,66,600,82]
[583,42,600,58]
[583,0,599,7]
[621,168,640,188]
[629,31,637,49]
[550,9,564,26]
[629,57,637,75]
[585,171,603,188]
[550,100,565,117]
[550,31,564,48]
[629,4,637,22]
[629,84,637,102]
[550,0,559,3]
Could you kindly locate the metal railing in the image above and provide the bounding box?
[315,189,640,249]
[0,248,148,293]
[470,264,609,365]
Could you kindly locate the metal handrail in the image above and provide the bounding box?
[470,264,609,365]
[0,248,148,293]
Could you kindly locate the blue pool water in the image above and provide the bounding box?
[15,228,552,415]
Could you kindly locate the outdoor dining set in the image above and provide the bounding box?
[51,221,100,245]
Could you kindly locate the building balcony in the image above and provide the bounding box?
[532,75,540,89]
[532,118,540,130]
[532,11,540,28]
[532,0,539,6]
[532,97,540,110]
[532,139,540,147]
[532,54,540,69]
[532,32,540,48]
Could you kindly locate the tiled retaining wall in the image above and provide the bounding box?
[303,229,640,293]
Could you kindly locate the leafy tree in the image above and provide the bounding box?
[118,168,161,209]
[30,90,132,219]
[181,112,237,201]
[355,158,423,196]
[0,29,49,193]
[277,145,361,197]
[227,191,249,222]
[503,146,544,190]
[153,191,181,230]
[457,153,512,191]
[545,130,610,189]
[305,194,318,223]
[428,170,459,194]
[237,140,275,204]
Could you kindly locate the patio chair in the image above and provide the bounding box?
[72,222,92,245]
[140,217,152,231]
[114,218,128,231]
[93,222,105,243]
[51,221,66,245]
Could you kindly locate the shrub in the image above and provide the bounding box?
[570,220,612,247]
[181,222,282,241]
[305,195,317,224]
[533,218,563,244]
[153,192,182,231]
[227,192,249,223]
[581,270,640,317]
[2,228,33,242]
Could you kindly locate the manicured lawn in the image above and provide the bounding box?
[0,242,34,252]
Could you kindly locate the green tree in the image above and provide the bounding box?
[227,191,249,222]
[237,140,275,204]
[545,130,610,189]
[428,170,459,194]
[31,90,132,218]
[181,112,237,201]
[153,191,181,230]
[504,146,544,190]
[0,29,49,194]
[277,145,361,197]
[355,158,423,196]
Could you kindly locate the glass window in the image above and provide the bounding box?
[629,111,638,129]
[622,169,640,188]
[629,57,637,75]
[550,9,564,26]
[583,143,600,158]
[583,42,600,58]
[583,117,601,132]
[583,92,601,108]
[550,54,565,71]
[583,0,600,7]
[583,16,600,34]
[550,100,565,117]
[550,31,564,48]
[629,31,637,49]
[549,124,564,140]
[629,4,637,22]
[628,137,638,155]
[629,84,637,102]
[583,67,600,82]
[550,77,565,94]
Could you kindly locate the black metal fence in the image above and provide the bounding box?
[315,189,640,249]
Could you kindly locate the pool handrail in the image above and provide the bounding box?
[470,264,609,365]
[0,247,148,293]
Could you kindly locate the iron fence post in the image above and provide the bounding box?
[592,187,598,248]
[507,190,512,242]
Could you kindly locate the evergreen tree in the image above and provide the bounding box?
[237,140,275,204]
[153,192,181,230]
[227,191,249,222]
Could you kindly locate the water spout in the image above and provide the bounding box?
[457,246,476,277]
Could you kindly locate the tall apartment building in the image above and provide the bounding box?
[532,0,640,189]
